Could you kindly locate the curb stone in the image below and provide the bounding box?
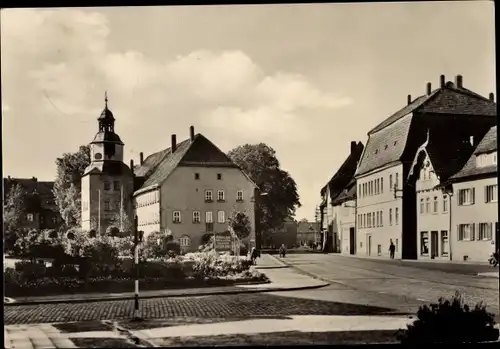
[269,254,334,285]
[5,282,328,307]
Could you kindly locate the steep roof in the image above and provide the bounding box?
[331,178,356,205]
[449,125,498,182]
[356,81,496,177]
[321,142,364,202]
[133,133,256,192]
[83,161,133,177]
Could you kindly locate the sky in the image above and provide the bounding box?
[1,2,496,221]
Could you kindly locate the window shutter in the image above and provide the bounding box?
[470,224,475,241]
[471,188,475,204]
[485,186,488,203]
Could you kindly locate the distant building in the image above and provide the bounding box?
[355,74,496,260]
[3,177,63,231]
[446,126,498,262]
[319,141,364,253]
[81,95,258,253]
[296,220,321,247]
[264,217,298,249]
[331,179,357,255]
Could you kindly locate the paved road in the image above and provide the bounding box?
[275,254,500,315]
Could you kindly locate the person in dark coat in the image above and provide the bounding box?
[279,244,287,258]
[389,240,395,259]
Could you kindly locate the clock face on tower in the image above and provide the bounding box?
[94,153,103,160]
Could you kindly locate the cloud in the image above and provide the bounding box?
[2,9,352,144]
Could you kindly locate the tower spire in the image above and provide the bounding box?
[105,91,108,108]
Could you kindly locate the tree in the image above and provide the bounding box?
[227,143,301,233]
[53,145,91,228]
[4,184,26,254]
[228,211,252,240]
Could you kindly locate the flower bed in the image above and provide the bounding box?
[4,252,269,298]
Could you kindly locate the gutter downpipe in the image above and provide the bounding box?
[448,190,453,261]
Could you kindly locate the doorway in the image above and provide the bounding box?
[495,222,499,252]
[431,231,439,259]
[367,235,372,256]
[349,227,356,255]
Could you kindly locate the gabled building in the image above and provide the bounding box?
[132,126,258,252]
[355,74,496,260]
[4,177,63,232]
[319,141,364,253]
[407,130,474,260]
[81,95,258,253]
[446,125,498,262]
[331,178,357,255]
[297,220,321,247]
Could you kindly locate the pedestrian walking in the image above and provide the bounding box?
[389,240,395,259]
[279,243,287,258]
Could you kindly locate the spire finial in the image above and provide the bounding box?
[104,91,108,108]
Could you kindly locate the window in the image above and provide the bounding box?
[377,244,382,256]
[381,178,384,193]
[173,211,181,223]
[217,190,225,201]
[478,223,492,240]
[395,173,399,189]
[389,209,393,225]
[27,213,34,222]
[195,173,200,180]
[420,199,424,215]
[52,216,58,224]
[358,214,362,228]
[441,231,449,256]
[179,236,191,247]
[113,181,120,191]
[359,184,362,198]
[104,200,110,211]
[237,190,243,201]
[458,224,473,241]
[380,210,383,226]
[433,197,438,214]
[485,185,498,203]
[395,207,399,225]
[376,212,379,227]
[192,211,201,223]
[363,214,366,228]
[375,179,379,195]
[443,195,448,213]
[206,211,213,223]
[217,210,225,223]
[217,173,222,180]
[205,190,213,202]
[389,174,393,191]
[426,198,430,213]
[420,232,429,255]
[458,188,475,206]
[367,213,371,228]
[372,212,375,227]
[104,181,111,191]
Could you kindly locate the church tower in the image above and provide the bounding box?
[81,93,134,235]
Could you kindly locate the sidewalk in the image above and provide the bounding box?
[6,254,328,306]
[332,252,491,266]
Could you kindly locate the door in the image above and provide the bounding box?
[431,231,439,259]
[349,228,356,255]
[495,222,499,252]
[367,235,372,256]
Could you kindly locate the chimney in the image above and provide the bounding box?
[130,160,134,174]
[440,74,445,88]
[407,94,412,105]
[171,134,177,153]
[489,93,495,102]
[140,152,144,165]
[190,126,195,141]
[455,75,463,88]
[426,82,432,95]
[350,141,357,154]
